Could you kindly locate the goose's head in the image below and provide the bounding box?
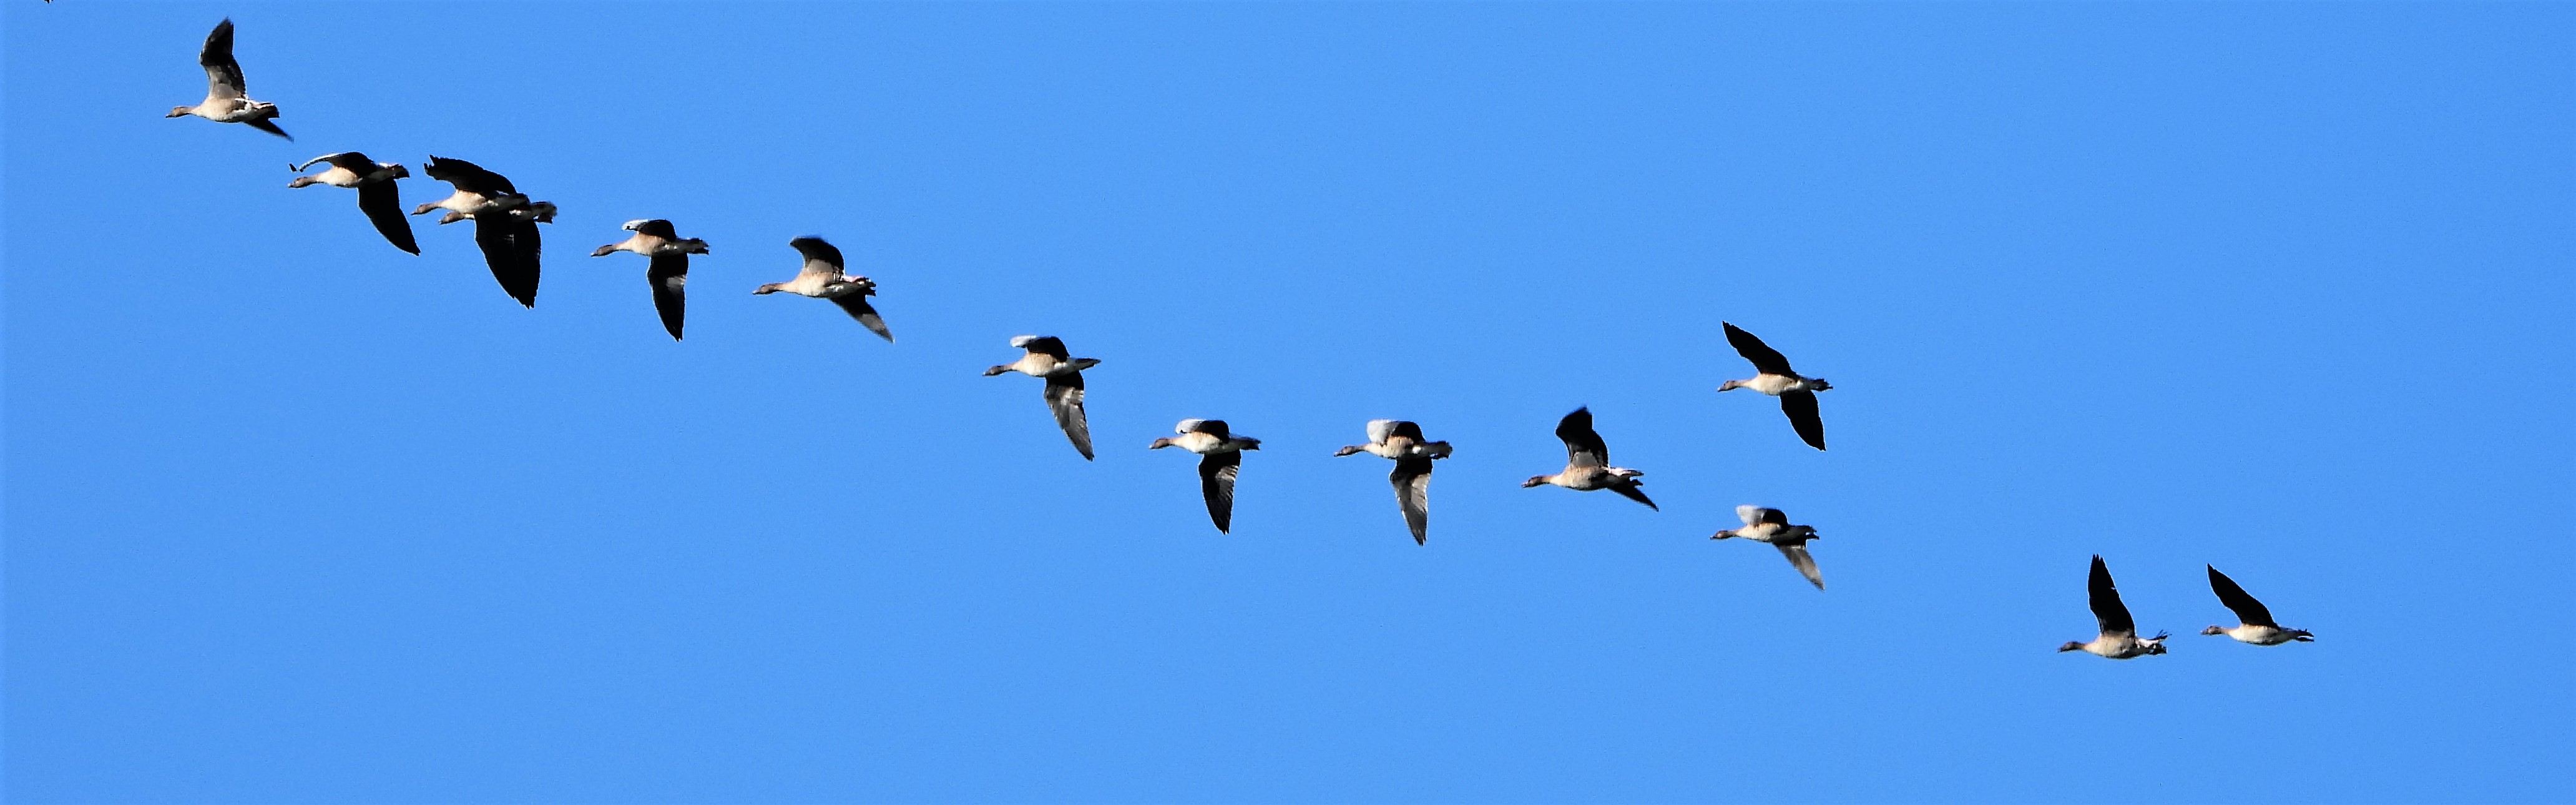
[1717,380,1745,392]
[1333,445,1366,457]
[2055,641,2087,653]
[166,106,195,118]
[590,244,620,257]
[2200,625,2229,636]
[1521,475,1551,488]
[1149,437,1176,450]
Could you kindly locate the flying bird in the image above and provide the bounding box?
[2202,566,2314,645]
[1522,407,1655,510]
[1711,505,1824,589]
[1151,419,1263,533]
[414,156,552,307]
[2058,555,2169,659]
[167,19,288,140]
[592,219,708,340]
[1717,322,1831,450]
[1334,420,1452,545]
[287,152,416,254]
[754,237,893,342]
[984,335,1101,460]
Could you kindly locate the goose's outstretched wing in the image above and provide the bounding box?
[1723,322,1798,376]
[1199,450,1240,533]
[2206,566,2278,628]
[1044,372,1092,460]
[355,180,418,254]
[2089,555,2137,638]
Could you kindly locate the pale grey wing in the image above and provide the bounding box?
[830,294,893,342]
[1733,504,1764,527]
[355,179,418,254]
[1199,450,1240,533]
[787,236,844,280]
[2089,555,2137,638]
[1778,543,1824,590]
[1366,418,1401,445]
[1392,457,1432,545]
[200,19,246,100]
[647,253,687,340]
[1044,372,1092,460]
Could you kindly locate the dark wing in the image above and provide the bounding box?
[787,236,843,272]
[1044,372,1092,460]
[2206,566,2277,628]
[1185,419,1231,439]
[1723,322,1796,376]
[1022,336,1070,360]
[200,19,246,99]
[1198,450,1241,533]
[355,179,418,254]
[1780,391,1827,451]
[1387,420,1426,442]
[473,217,540,307]
[1750,507,1789,526]
[423,156,515,194]
[647,253,687,340]
[1778,544,1824,590]
[1609,481,1658,511]
[1555,407,1609,468]
[830,294,893,342]
[2089,555,2137,638]
[1391,457,1432,545]
[630,219,678,239]
[242,117,292,141]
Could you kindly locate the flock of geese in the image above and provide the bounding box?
[165,17,2314,660]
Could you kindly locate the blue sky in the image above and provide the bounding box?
[6,2,2570,802]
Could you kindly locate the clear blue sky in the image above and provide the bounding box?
[7,2,2571,803]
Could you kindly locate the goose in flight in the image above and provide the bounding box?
[984,336,1100,460]
[1717,322,1831,450]
[288,152,416,254]
[167,19,288,140]
[592,219,708,340]
[753,237,893,342]
[1522,407,1655,510]
[2202,566,2314,645]
[1711,505,1824,589]
[414,156,551,307]
[2059,555,2168,659]
[1152,419,1263,533]
[1335,420,1452,545]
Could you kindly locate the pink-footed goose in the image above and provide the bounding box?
[984,336,1100,460]
[2059,555,2169,659]
[1712,505,1824,589]
[754,237,893,342]
[1334,420,1452,545]
[592,220,708,340]
[1151,419,1262,533]
[2203,566,2314,645]
[1522,407,1655,510]
[413,156,552,307]
[288,152,416,254]
[1718,322,1830,450]
[166,19,288,141]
